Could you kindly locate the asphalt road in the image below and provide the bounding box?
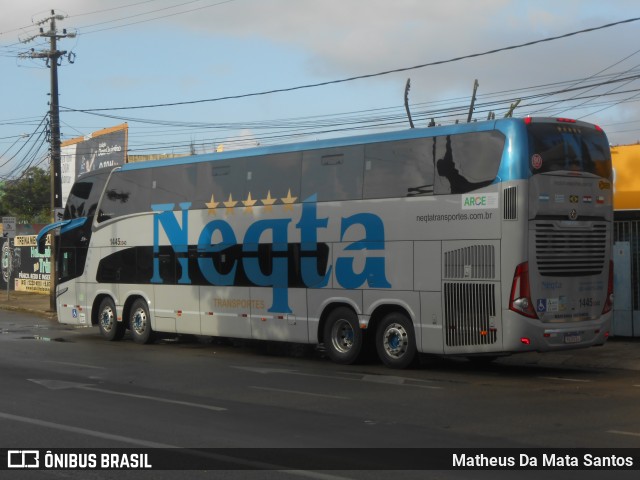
[1,310,639,479]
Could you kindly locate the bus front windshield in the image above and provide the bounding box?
[64,169,110,220]
[527,122,611,179]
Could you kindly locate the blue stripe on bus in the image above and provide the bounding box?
[121,118,530,182]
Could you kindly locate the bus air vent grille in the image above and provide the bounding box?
[534,223,608,276]
[444,282,497,346]
[503,186,517,220]
[444,245,496,279]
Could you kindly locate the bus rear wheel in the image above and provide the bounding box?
[323,307,363,365]
[98,297,125,341]
[376,312,417,369]
[129,298,154,344]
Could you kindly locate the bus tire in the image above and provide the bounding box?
[376,312,417,369]
[129,298,154,344]
[98,297,125,341]
[323,307,363,365]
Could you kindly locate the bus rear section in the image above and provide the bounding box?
[506,118,613,351]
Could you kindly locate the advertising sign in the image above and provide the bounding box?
[0,235,51,293]
[2,217,16,238]
[61,123,128,207]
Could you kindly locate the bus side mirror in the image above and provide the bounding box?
[36,232,51,255]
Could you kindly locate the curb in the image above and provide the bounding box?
[0,303,57,321]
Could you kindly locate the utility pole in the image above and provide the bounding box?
[20,10,75,310]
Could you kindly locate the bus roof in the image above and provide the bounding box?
[121,117,517,172]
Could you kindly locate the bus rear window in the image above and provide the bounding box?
[527,122,611,178]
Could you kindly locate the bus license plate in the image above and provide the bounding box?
[564,334,582,344]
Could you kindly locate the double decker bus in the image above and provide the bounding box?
[38,117,614,368]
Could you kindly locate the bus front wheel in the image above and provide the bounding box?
[98,297,125,341]
[129,298,154,344]
[323,307,363,365]
[376,312,417,369]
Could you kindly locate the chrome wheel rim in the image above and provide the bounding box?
[330,319,354,353]
[100,306,115,333]
[131,307,148,336]
[382,322,408,358]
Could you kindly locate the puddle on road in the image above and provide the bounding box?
[19,335,71,343]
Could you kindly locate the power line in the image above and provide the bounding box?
[531,47,640,116]
[69,0,159,19]
[73,0,236,35]
[63,16,640,113]
[0,1,236,50]
[63,72,640,129]
[0,114,48,179]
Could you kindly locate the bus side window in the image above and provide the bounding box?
[302,146,363,202]
[151,164,198,206]
[195,160,247,211]
[58,248,76,282]
[246,153,301,205]
[364,139,434,198]
[434,131,504,195]
[98,169,152,222]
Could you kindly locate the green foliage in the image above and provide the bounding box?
[0,167,51,223]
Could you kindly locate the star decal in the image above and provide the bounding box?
[280,189,297,211]
[203,189,300,215]
[243,192,257,213]
[223,193,237,214]
[205,194,219,215]
[261,190,277,212]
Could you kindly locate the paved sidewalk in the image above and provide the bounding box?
[0,291,639,371]
[0,290,57,320]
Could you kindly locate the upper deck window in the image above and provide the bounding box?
[364,139,434,198]
[433,130,505,195]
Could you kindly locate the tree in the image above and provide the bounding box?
[0,167,51,223]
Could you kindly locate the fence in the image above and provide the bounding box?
[613,219,640,336]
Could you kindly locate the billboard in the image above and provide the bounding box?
[0,235,51,294]
[61,123,128,208]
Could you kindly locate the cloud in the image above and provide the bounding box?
[3,0,640,144]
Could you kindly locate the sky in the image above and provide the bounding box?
[1,0,640,179]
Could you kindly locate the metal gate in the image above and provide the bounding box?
[613,220,640,336]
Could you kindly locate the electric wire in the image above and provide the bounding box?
[63,16,640,113]
[3,14,640,177]
[0,114,48,172]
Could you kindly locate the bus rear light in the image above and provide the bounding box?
[520,337,531,345]
[509,262,538,319]
[602,260,614,314]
